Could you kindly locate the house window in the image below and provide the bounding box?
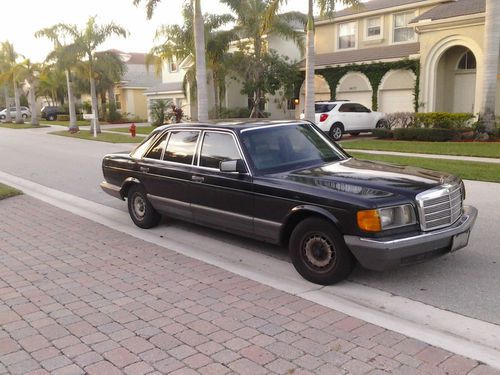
[366,17,381,39]
[338,22,356,49]
[169,56,178,73]
[115,94,121,110]
[393,12,415,43]
[457,51,476,70]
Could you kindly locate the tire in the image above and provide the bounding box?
[349,132,360,137]
[289,217,354,285]
[0,115,5,120]
[376,119,388,129]
[22,114,28,119]
[329,123,343,141]
[47,114,56,121]
[127,185,161,229]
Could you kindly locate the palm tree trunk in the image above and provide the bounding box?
[479,0,500,133]
[13,79,23,124]
[66,69,78,132]
[3,86,12,123]
[28,83,39,126]
[89,63,100,133]
[212,71,219,119]
[304,0,315,123]
[193,0,208,122]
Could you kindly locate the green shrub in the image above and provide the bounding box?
[393,128,458,141]
[215,107,252,119]
[414,112,474,129]
[57,115,70,121]
[372,128,393,139]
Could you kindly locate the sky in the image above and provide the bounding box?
[0,0,310,63]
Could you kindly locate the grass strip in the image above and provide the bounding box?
[341,139,500,158]
[0,183,22,200]
[111,125,155,135]
[0,123,50,129]
[49,130,143,143]
[351,152,500,183]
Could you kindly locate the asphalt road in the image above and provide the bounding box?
[1,125,499,325]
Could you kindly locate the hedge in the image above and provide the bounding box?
[414,112,474,129]
[393,128,458,141]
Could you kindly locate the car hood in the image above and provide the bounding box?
[277,158,458,199]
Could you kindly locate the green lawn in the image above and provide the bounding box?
[340,139,500,158]
[0,183,22,200]
[0,123,50,129]
[111,125,155,135]
[351,152,500,183]
[39,120,116,127]
[50,130,143,143]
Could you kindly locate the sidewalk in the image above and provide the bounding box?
[0,195,498,375]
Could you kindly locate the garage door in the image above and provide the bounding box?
[337,91,372,109]
[379,89,414,114]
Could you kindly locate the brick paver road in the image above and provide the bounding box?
[0,195,498,375]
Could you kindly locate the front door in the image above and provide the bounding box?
[190,131,254,237]
[454,72,476,113]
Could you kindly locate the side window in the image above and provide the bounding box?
[163,131,199,165]
[144,134,168,160]
[339,104,354,112]
[354,104,370,112]
[200,132,240,169]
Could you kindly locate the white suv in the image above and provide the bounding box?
[314,101,386,141]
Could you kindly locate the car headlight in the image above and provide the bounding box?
[357,204,416,232]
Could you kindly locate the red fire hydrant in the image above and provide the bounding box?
[129,123,136,137]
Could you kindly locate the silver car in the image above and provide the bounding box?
[0,106,31,120]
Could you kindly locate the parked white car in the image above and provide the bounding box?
[314,101,386,141]
[0,106,31,120]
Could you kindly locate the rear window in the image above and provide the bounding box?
[315,103,336,113]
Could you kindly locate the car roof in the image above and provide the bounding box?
[153,120,310,133]
[315,100,352,104]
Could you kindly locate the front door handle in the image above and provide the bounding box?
[192,175,204,182]
[139,166,149,173]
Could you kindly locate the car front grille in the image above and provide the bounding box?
[416,183,464,231]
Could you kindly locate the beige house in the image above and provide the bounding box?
[300,0,499,116]
[112,50,162,120]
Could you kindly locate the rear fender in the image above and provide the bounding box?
[120,177,142,199]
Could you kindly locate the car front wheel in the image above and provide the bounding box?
[47,114,56,121]
[329,124,343,141]
[22,114,28,119]
[289,217,354,285]
[127,185,161,229]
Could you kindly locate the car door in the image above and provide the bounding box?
[353,103,372,130]
[138,129,200,221]
[190,130,255,237]
[337,103,360,131]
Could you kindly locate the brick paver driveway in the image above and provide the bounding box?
[0,195,498,375]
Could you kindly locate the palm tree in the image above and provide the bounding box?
[479,0,500,133]
[16,59,42,126]
[221,0,306,117]
[149,4,234,119]
[35,26,81,132]
[134,0,209,122]
[0,41,24,124]
[38,65,67,106]
[0,47,13,123]
[54,17,127,133]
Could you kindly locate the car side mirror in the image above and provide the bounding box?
[220,159,247,173]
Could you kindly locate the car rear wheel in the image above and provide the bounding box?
[127,185,161,229]
[329,123,343,141]
[289,217,354,285]
[47,114,56,121]
[22,114,28,119]
[376,119,388,128]
[0,115,5,120]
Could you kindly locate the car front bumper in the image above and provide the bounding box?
[344,205,478,271]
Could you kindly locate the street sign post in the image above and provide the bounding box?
[83,113,97,137]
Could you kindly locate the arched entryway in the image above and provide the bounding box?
[378,69,416,113]
[298,75,331,113]
[435,47,477,113]
[336,72,373,109]
[423,35,483,114]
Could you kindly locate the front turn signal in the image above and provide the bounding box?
[357,210,382,232]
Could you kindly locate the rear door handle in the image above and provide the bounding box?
[139,166,149,173]
[192,175,204,182]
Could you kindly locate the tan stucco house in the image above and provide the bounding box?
[300,0,499,116]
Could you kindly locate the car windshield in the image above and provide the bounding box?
[315,103,336,113]
[240,123,348,174]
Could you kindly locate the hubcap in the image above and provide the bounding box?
[332,127,342,139]
[132,194,146,220]
[303,235,335,269]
